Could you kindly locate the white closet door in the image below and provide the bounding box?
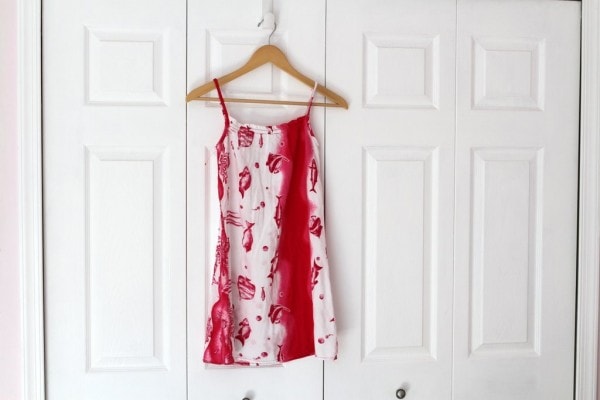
[325,0,580,399]
[186,1,327,398]
[43,0,187,399]
[43,0,581,398]
[324,1,457,399]
[453,1,580,399]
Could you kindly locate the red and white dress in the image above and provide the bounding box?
[203,79,337,365]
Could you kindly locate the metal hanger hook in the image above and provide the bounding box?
[268,22,277,44]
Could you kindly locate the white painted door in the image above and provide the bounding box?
[186,1,327,399]
[324,1,457,398]
[43,0,187,399]
[453,2,580,399]
[325,1,580,400]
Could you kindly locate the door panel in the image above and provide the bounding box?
[186,1,326,398]
[454,2,580,399]
[324,1,457,399]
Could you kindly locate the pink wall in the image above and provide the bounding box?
[0,0,24,398]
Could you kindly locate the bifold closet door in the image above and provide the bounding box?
[325,0,457,399]
[186,1,327,398]
[43,0,187,399]
[453,2,580,399]
[326,0,580,399]
[43,0,580,398]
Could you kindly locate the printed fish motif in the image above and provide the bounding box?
[235,318,251,345]
[204,296,234,364]
[258,134,264,148]
[261,286,266,301]
[274,195,283,228]
[238,166,251,198]
[266,153,289,174]
[268,304,290,324]
[309,159,318,193]
[309,216,323,237]
[237,275,256,300]
[242,221,255,252]
[238,126,255,147]
[311,259,323,290]
[204,231,235,364]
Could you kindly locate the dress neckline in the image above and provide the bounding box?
[213,78,317,136]
[227,113,309,131]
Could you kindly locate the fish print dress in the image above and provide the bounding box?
[203,78,337,366]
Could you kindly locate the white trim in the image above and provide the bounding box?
[576,1,600,400]
[21,1,600,399]
[18,0,45,399]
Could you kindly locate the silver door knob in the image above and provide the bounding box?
[396,388,407,399]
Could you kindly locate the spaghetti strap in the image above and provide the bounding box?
[306,81,318,116]
[213,78,229,121]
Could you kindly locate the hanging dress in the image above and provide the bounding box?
[203,78,337,366]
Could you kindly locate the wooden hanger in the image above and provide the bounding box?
[186,44,349,109]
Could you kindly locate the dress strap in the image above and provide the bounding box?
[213,78,229,121]
[306,81,318,116]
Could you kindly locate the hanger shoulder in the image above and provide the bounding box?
[316,84,349,109]
[186,45,275,102]
[186,80,216,102]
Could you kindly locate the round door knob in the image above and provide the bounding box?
[396,388,407,399]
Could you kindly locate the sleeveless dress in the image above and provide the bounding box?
[203,79,337,366]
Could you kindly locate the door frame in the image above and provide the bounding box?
[16,0,599,399]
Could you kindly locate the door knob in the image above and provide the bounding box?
[396,388,407,399]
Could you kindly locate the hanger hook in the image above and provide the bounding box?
[258,18,277,45]
[268,22,277,45]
